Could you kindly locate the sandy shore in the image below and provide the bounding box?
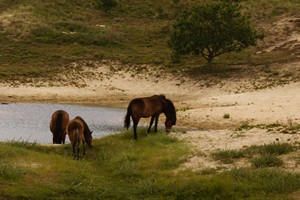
[1,60,299,171]
[1,64,299,128]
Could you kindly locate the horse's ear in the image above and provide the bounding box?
[160,94,166,99]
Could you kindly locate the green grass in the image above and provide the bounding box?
[212,142,295,166]
[212,149,244,164]
[0,131,299,199]
[255,142,295,155]
[251,154,284,168]
[0,0,300,82]
[0,162,27,181]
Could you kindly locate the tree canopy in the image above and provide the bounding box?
[169,1,263,67]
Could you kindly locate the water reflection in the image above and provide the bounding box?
[0,103,125,144]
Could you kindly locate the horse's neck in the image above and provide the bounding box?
[163,101,175,120]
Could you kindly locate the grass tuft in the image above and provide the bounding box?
[251,155,284,168]
[0,162,27,181]
[212,142,295,166]
[212,149,244,164]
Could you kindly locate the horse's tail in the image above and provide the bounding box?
[56,112,63,142]
[124,103,131,129]
[74,128,80,146]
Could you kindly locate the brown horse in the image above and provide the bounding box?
[50,110,69,144]
[124,95,176,140]
[67,118,86,159]
[74,116,93,147]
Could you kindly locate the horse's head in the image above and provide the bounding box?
[164,98,177,133]
[165,119,173,133]
[85,131,93,147]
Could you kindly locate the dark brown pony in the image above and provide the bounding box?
[50,110,69,144]
[74,116,93,147]
[67,118,86,159]
[124,95,176,140]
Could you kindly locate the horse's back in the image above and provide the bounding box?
[67,119,84,133]
[50,110,69,131]
[50,110,69,144]
[128,95,165,118]
[129,98,145,115]
[67,119,85,144]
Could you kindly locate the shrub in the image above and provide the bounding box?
[96,0,118,12]
[212,149,244,164]
[223,113,230,119]
[257,142,294,155]
[251,155,284,168]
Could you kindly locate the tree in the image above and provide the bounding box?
[96,0,118,13]
[169,1,263,68]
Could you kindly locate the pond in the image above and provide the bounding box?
[0,103,126,144]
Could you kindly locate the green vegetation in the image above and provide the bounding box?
[213,142,295,158]
[251,154,284,168]
[1,0,300,81]
[1,0,300,198]
[212,142,295,167]
[96,0,118,12]
[235,122,300,134]
[0,131,299,199]
[168,1,262,67]
[212,149,244,164]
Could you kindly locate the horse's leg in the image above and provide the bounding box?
[147,116,155,134]
[154,115,160,133]
[133,117,140,140]
[72,145,76,159]
[63,131,67,144]
[83,140,86,156]
[77,144,80,160]
[62,134,65,144]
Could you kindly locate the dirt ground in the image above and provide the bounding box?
[1,16,300,172]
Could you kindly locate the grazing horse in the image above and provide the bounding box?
[67,118,86,159]
[74,116,93,147]
[50,110,69,144]
[124,95,177,140]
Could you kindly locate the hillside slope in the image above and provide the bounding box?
[0,0,300,81]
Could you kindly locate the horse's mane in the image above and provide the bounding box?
[165,99,175,113]
[164,98,177,124]
[158,95,175,114]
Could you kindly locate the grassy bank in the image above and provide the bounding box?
[0,128,299,199]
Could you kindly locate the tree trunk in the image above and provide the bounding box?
[207,55,213,71]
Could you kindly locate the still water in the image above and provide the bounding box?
[0,103,126,144]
